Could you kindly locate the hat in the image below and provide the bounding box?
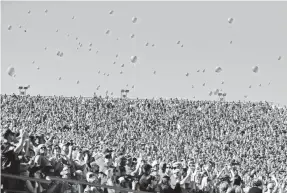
[37,144,46,150]
[2,128,16,139]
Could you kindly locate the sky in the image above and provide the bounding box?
[1,1,287,105]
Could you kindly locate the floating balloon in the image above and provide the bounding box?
[7,66,15,77]
[98,71,101,74]
[107,74,109,76]
[152,44,155,47]
[230,41,233,44]
[215,66,222,73]
[56,29,59,32]
[202,69,205,73]
[126,84,129,87]
[244,95,248,98]
[32,61,35,64]
[203,83,205,86]
[228,18,234,24]
[28,10,31,14]
[181,45,184,47]
[121,64,125,67]
[132,85,134,89]
[76,80,80,84]
[132,17,137,23]
[89,48,92,51]
[249,85,252,88]
[106,29,110,35]
[109,10,114,15]
[8,25,12,31]
[209,91,213,96]
[130,34,135,39]
[104,73,106,76]
[116,54,118,58]
[37,66,40,70]
[113,61,116,64]
[177,41,180,44]
[44,47,47,50]
[44,9,48,13]
[268,82,271,85]
[146,42,149,46]
[89,43,92,47]
[214,89,219,95]
[72,16,75,19]
[120,71,123,74]
[153,71,156,74]
[221,81,224,84]
[192,85,194,88]
[76,37,78,40]
[59,77,62,80]
[111,92,113,95]
[130,56,137,63]
[19,25,22,28]
[186,73,189,77]
[259,84,261,87]
[24,29,27,33]
[278,56,282,60]
[197,70,200,72]
[252,66,259,73]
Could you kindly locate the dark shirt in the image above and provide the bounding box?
[1,141,20,174]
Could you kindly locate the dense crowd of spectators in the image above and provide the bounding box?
[1,94,287,193]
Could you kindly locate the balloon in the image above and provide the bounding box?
[89,43,92,46]
[197,70,200,72]
[153,71,156,74]
[181,45,184,47]
[132,85,134,89]
[209,91,213,96]
[203,83,205,86]
[7,66,15,77]
[203,69,205,73]
[186,73,189,77]
[59,77,62,80]
[72,16,75,19]
[249,85,252,88]
[37,66,40,70]
[111,92,113,95]
[278,56,281,60]
[32,61,35,64]
[109,10,114,15]
[28,10,31,14]
[192,85,194,88]
[24,29,27,33]
[130,56,137,63]
[177,41,180,44]
[121,64,125,67]
[106,29,110,35]
[268,82,271,85]
[221,81,224,84]
[244,95,248,98]
[252,66,259,73]
[215,66,222,73]
[259,84,261,87]
[116,54,118,58]
[44,9,48,13]
[8,25,12,31]
[56,29,59,32]
[132,17,137,23]
[76,37,78,40]
[146,42,149,46]
[228,18,234,24]
[120,71,123,74]
[230,41,233,44]
[19,25,22,28]
[152,44,155,47]
[113,62,116,64]
[89,48,92,51]
[76,80,80,84]
[130,34,135,39]
[44,47,47,50]
[104,73,106,76]
[107,74,109,76]
[214,89,219,95]
[126,84,129,87]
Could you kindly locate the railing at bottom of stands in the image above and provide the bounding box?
[1,173,148,193]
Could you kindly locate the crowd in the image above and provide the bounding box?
[1,94,287,193]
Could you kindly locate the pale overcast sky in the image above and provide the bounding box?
[1,1,287,105]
